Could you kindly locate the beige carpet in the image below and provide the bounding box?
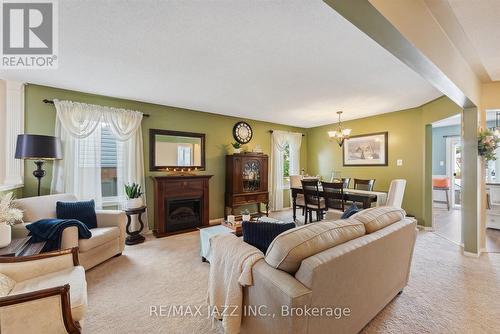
[83,228,500,334]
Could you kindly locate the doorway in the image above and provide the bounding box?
[484,110,500,252]
[432,114,462,245]
[446,137,462,209]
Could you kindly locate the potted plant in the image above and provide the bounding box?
[478,129,500,162]
[124,183,144,209]
[241,209,251,222]
[232,142,242,154]
[0,192,23,248]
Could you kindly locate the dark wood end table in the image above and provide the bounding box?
[124,206,146,245]
[0,237,46,257]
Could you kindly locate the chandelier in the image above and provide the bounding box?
[328,111,352,147]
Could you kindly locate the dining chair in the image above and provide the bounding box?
[301,179,326,224]
[386,179,407,208]
[354,178,376,191]
[290,175,306,216]
[322,181,345,220]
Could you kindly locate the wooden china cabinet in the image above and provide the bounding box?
[225,153,269,218]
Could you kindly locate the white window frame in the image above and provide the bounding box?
[0,80,24,191]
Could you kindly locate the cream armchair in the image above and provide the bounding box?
[0,248,86,333]
[13,194,126,270]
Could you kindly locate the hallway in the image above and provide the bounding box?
[433,208,500,252]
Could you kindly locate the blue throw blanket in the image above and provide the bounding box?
[27,219,92,252]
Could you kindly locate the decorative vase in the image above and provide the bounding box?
[125,198,143,210]
[0,224,11,248]
[233,148,241,154]
[242,214,251,222]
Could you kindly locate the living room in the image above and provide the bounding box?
[1,1,500,333]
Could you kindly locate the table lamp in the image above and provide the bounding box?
[15,134,62,196]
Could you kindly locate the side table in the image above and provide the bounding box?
[124,206,146,245]
[0,237,46,257]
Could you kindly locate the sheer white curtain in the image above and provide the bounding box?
[288,133,302,176]
[51,101,104,206]
[270,130,288,211]
[270,131,303,211]
[51,100,145,230]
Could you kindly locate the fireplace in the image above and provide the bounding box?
[152,175,212,237]
[166,198,201,233]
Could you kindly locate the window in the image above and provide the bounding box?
[101,124,118,201]
[283,142,290,188]
[76,122,119,207]
[177,145,192,166]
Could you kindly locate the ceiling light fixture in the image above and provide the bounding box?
[328,111,351,147]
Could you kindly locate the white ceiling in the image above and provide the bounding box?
[1,0,441,128]
[433,110,500,128]
[448,0,500,81]
[432,114,461,128]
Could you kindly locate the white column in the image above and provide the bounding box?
[462,107,480,255]
[0,80,6,185]
[3,81,24,186]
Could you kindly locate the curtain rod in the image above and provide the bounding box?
[268,130,305,137]
[42,99,150,118]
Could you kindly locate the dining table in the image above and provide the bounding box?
[290,186,388,221]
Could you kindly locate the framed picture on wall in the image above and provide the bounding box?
[343,132,388,166]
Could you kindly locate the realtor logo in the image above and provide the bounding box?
[1,0,58,68]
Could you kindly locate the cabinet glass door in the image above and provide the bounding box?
[242,159,261,192]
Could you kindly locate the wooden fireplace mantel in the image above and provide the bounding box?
[151,175,213,237]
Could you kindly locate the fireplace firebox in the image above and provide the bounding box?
[166,198,201,233]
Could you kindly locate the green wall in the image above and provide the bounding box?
[306,96,461,224]
[23,84,307,226]
[22,84,462,228]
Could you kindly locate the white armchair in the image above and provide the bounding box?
[0,248,86,333]
[13,194,126,270]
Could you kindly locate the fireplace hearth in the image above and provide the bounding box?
[166,198,201,233]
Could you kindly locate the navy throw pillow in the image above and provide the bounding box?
[56,200,98,229]
[341,203,360,219]
[242,221,296,254]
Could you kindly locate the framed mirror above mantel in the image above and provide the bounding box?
[149,129,206,171]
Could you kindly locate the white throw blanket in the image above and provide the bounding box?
[207,233,264,334]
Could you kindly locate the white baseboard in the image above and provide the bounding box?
[417,224,434,231]
[209,218,224,225]
[463,250,481,257]
[271,207,291,212]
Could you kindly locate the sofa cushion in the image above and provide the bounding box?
[0,273,16,297]
[14,194,77,223]
[351,206,406,233]
[10,266,87,321]
[265,219,366,274]
[78,227,120,252]
[242,221,296,253]
[57,200,98,229]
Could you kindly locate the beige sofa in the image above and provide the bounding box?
[13,194,126,270]
[240,207,417,334]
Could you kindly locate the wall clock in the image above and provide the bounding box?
[233,121,253,144]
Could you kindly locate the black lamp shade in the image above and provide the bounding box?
[15,134,62,160]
